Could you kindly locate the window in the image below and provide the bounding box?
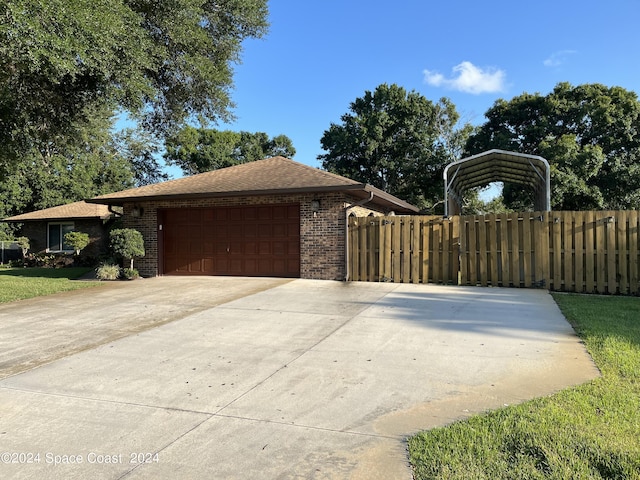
[48,223,75,252]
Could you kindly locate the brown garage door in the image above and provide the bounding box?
[160,204,300,277]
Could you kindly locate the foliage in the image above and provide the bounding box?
[409,294,640,479]
[121,267,140,280]
[96,263,121,281]
[0,267,98,303]
[462,193,512,215]
[0,0,267,219]
[319,83,472,211]
[109,228,145,270]
[0,105,137,218]
[24,253,74,269]
[165,127,296,175]
[466,82,640,210]
[0,0,269,162]
[15,236,29,258]
[112,128,169,186]
[64,231,90,256]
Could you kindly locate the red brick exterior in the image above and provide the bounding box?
[121,193,386,280]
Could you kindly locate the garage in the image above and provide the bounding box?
[160,204,300,277]
[87,156,419,279]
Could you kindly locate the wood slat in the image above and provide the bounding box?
[411,218,421,283]
[574,212,584,293]
[382,219,392,282]
[442,219,451,283]
[478,215,488,286]
[402,219,411,283]
[562,211,573,291]
[488,215,499,286]
[368,218,378,282]
[510,213,520,287]
[596,213,606,293]
[551,213,562,290]
[584,211,595,293]
[422,219,431,283]
[606,211,617,294]
[432,221,441,283]
[617,210,628,294]
[467,217,478,285]
[522,213,532,287]
[391,219,401,282]
[451,216,460,285]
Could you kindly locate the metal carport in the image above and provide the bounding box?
[444,149,551,215]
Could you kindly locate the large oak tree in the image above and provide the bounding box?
[0,0,269,157]
[0,0,268,233]
[466,82,640,210]
[165,127,296,175]
[318,83,472,211]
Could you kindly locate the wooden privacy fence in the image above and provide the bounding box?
[348,211,640,295]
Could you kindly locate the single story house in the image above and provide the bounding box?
[87,156,419,280]
[2,201,118,258]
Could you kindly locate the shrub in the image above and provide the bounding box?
[64,231,90,256]
[109,229,145,270]
[121,268,140,280]
[24,253,74,268]
[96,263,121,280]
[16,236,29,259]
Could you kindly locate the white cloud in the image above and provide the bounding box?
[423,61,506,94]
[543,50,577,67]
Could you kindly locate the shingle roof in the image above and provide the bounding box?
[87,156,419,213]
[2,201,114,222]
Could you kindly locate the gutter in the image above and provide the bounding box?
[343,191,374,282]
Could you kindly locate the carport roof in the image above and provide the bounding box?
[2,201,114,222]
[87,156,419,213]
[444,149,551,215]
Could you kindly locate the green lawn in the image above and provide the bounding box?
[0,267,102,303]
[409,294,640,480]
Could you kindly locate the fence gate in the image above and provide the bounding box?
[348,211,640,295]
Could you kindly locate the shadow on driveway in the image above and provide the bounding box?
[0,279,599,479]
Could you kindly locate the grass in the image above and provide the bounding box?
[0,267,102,303]
[409,294,640,480]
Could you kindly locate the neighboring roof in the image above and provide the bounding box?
[2,201,115,222]
[87,156,419,213]
[444,149,551,215]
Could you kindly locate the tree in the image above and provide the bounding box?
[165,127,296,175]
[113,128,168,187]
[0,0,269,165]
[466,82,640,210]
[16,236,29,259]
[0,105,138,220]
[109,228,145,270]
[318,83,472,210]
[64,231,90,256]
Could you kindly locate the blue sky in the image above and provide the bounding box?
[167,0,640,187]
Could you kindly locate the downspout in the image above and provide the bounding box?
[344,191,375,282]
[107,204,123,219]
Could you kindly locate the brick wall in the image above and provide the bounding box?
[121,193,386,280]
[20,219,111,258]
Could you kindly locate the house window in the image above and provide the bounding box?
[48,223,75,252]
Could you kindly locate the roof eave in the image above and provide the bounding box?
[87,185,420,213]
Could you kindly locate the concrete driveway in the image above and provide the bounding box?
[0,278,598,479]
